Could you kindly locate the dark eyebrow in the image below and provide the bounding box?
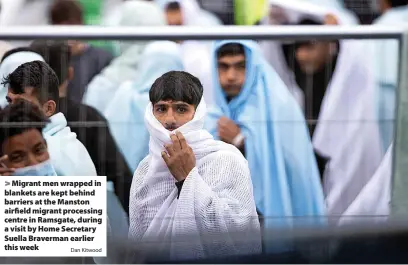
[154,103,169,107]
[174,102,189,107]
[218,60,246,67]
[33,142,45,149]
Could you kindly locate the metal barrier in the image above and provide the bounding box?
[0,25,406,216]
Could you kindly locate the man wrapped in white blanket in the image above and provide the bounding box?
[129,71,261,261]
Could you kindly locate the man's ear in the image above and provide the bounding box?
[43,100,56,117]
[68,66,74,81]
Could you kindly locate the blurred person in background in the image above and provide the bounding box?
[338,0,408,226]
[158,0,222,26]
[3,60,97,176]
[157,0,221,106]
[0,48,45,109]
[129,70,261,260]
[262,0,382,221]
[104,40,184,172]
[205,40,326,246]
[370,0,408,154]
[0,98,57,176]
[30,40,132,213]
[83,0,166,114]
[49,0,114,103]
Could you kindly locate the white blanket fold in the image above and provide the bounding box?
[129,99,261,261]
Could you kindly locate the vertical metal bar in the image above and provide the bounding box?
[391,29,408,216]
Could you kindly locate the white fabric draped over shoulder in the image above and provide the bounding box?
[43,113,97,176]
[261,0,382,219]
[370,6,408,153]
[339,144,393,225]
[129,99,261,260]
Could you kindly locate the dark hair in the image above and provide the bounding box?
[49,0,83,25]
[149,71,203,108]
[1,47,37,63]
[1,61,60,104]
[216,43,245,59]
[294,18,326,49]
[297,18,323,26]
[30,40,72,84]
[165,1,181,11]
[388,0,408,7]
[0,98,50,148]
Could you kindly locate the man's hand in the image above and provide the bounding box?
[217,117,241,144]
[0,155,14,176]
[162,131,196,182]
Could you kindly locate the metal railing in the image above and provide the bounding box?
[0,25,404,40]
[0,25,406,216]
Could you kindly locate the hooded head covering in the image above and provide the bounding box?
[104,41,184,171]
[129,96,261,260]
[262,0,358,107]
[262,0,383,218]
[0,50,45,108]
[83,0,167,114]
[205,40,326,235]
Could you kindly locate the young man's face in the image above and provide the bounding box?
[165,9,183,26]
[2,129,49,169]
[295,42,333,74]
[7,87,56,117]
[217,54,246,98]
[153,100,195,131]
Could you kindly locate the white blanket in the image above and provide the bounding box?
[128,99,261,261]
[339,144,393,225]
[261,0,383,218]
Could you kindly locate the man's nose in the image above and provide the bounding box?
[226,68,237,81]
[295,48,309,63]
[164,109,176,125]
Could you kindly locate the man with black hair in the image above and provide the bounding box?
[129,70,261,260]
[262,0,383,220]
[282,18,339,178]
[206,40,325,241]
[30,40,133,212]
[0,47,45,109]
[3,60,97,176]
[0,98,57,176]
[49,0,113,103]
[165,1,183,25]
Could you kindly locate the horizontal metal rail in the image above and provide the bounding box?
[0,25,404,40]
